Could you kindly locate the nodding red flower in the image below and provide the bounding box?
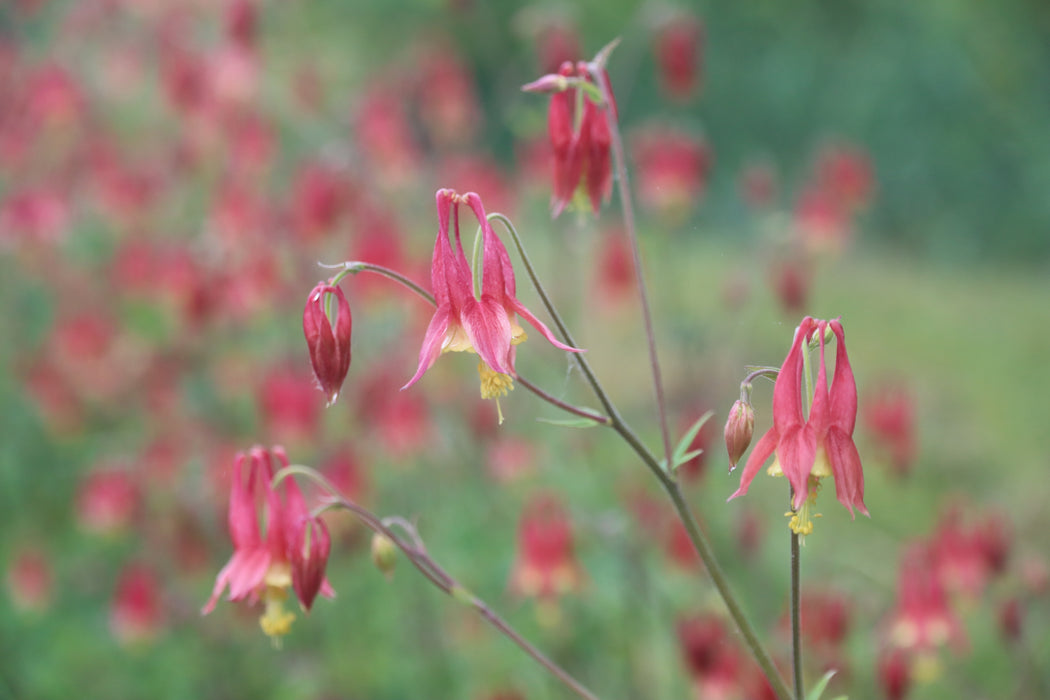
[814,142,875,214]
[202,446,333,642]
[508,493,585,602]
[885,542,967,656]
[110,563,164,645]
[6,547,53,613]
[630,125,711,223]
[677,613,743,696]
[654,14,704,100]
[402,189,581,419]
[929,504,1010,599]
[863,383,916,477]
[533,61,614,217]
[877,648,911,700]
[729,317,867,538]
[303,281,352,406]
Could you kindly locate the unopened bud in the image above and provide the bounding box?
[291,516,331,612]
[724,400,754,471]
[303,281,352,406]
[370,533,397,579]
[521,73,570,94]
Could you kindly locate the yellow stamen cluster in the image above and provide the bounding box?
[259,562,295,645]
[478,360,514,399]
[259,585,295,644]
[478,360,515,425]
[784,475,823,542]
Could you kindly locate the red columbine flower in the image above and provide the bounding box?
[402,189,581,419]
[202,446,333,643]
[508,493,585,606]
[527,61,614,217]
[303,281,352,406]
[729,316,867,537]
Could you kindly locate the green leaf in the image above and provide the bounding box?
[537,416,602,429]
[666,410,714,473]
[804,670,838,700]
[662,448,706,474]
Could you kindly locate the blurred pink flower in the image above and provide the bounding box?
[6,547,53,613]
[110,563,165,645]
[202,446,333,641]
[794,185,853,255]
[355,85,422,189]
[542,61,613,217]
[291,161,349,242]
[534,20,580,73]
[739,160,778,210]
[929,504,1009,599]
[258,365,321,447]
[631,125,711,224]
[508,493,585,601]
[768,253,811,316]
[877,648,911,700]
[863,383,917,477]
[0,187,69,246]
[815,142,875,214]
[76,466,139,535]
[677,613,744,699]
[885,542,967,654]
[655,14,704,100]
[416,47,482,149]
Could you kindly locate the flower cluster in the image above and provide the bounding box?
[526,62,614,217]
[402,189,581,418]
[202,446,332,643]
[729,316,867,537]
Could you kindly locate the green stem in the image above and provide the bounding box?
[516,375,610,425]
[791,324,819,700]
[586,55,674,473]
[273,466,604,700]
[488,211,793,700]
[666,482,794,700]
[325,261,435,305]
[791,519,803,700]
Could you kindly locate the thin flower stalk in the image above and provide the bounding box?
[273,465,604,700]
[490,212,792,700]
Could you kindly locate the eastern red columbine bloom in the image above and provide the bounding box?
[6,546,53,613]
[526,61,614,217]
[729,316,867,537]
[928,504,1009,599]
[303,281,352,406]
[110,562,164,646]
[883,542,967,685]
[402,189,581,419]
[654,14,704,100]
[202,446,333,643]
[630,125,711,224]
[508,493,585,606]
[863,383,917,477]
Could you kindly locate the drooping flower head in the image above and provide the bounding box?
[525,62,614,217]
[729,316,867,538]
[303,280,352,406]
[202,446,333,643]
[402,189,582,418]
[508,493,585,624]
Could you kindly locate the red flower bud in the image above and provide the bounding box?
[303,282,352,405]
[291,516,331,612]
[724,399,754,471]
